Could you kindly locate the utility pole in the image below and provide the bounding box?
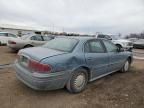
[62,27,65,32]
[52,24,54,32]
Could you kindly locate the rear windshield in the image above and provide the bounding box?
[21,35,30,40]
[43,38,79,52]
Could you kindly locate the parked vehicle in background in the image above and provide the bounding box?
[7,34,55,51]
[15,37,133,93]
[133,39,144,49]
[0,32,18,45]
[128,38,138,42]
[96,34,133,51]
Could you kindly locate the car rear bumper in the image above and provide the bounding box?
[7,44,21,50]
[14,63,70,90]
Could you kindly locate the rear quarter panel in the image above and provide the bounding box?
[40,52,86,73]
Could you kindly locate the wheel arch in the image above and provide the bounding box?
[127,56,132,64]
[115,44,122,48]
[73,66,91,81]
[24,44,33,48]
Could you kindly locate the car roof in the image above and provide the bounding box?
[57,36,94,39]
[0,32,17,36]
[56,36,105,41]
[0,32,11,34]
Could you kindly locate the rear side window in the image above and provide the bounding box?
[97,35,105,38]
[0,33,8,36]
[85,40,105,53]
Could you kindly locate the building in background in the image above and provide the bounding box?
[0,24,48,37]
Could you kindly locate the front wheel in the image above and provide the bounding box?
[66,68,88,93]
[121,60,130,72]
[116,44,122,49]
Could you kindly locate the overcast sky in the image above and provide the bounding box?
[0,0,144,35]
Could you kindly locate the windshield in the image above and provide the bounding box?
[43,38,79,52]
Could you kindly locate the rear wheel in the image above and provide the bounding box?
[66,68,88,93]
[24,45,33,48]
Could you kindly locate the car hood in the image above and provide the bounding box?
[19,47,68,61]
[112,39,132,43]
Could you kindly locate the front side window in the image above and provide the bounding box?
[103,40,117,52]
[43,38,78,52]
[8,34,17,38]
[85,40,105,53]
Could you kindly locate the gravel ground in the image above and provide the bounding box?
[0,46,144,108]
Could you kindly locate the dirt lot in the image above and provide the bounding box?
[0,46,144,108]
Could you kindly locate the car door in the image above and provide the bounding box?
[102,40,126,72]
[84,39,109,79]
[30,35,45,46]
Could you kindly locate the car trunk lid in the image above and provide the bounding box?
[18,47,68,62]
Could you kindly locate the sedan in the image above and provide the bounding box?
[0,32,18,45]
[14,37,133,93]
[7,34,54,50]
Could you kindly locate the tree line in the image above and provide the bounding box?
[125,32,144,39]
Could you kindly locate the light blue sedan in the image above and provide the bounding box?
[14,37,133,93]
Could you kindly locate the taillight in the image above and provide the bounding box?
[28,59,51,73]
[8,40,16,44]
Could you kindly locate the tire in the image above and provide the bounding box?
[66,68,88,93]
[24,45,33,48]
[121,59,130,72]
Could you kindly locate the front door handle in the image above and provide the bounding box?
[87,57,93,60]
